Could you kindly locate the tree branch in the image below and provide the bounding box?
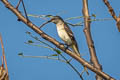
[102,0,120,32]
[82,0,103,80]
[0,33,9,80]
[1,0,115,79]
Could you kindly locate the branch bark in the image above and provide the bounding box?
[1,0,115,80]
[82,0,103,80]
[102,0,120,32]
[0,34,9,80]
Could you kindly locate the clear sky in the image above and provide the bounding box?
[0,0,120,80]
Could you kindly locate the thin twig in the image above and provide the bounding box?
[16,0,22,9]
[25,42,53,50]
[65,16,84,21]
[0,33,8,74]
[21,0,29,21]
[26,33,84,79]
[66,22,83,26]
[19,52,84,80]
[1,56,4,67]
[20,54,66,62]
[26,39,84,79]
[26,32,53,49]
[59,53,84,80]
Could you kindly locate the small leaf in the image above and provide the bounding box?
[26,31,31,34]
[55,49,61,54]
[51,54,58,56]
[28,40,34,43]
[45,15,53,18]
[18,53,23,56]
[92,14,96,17]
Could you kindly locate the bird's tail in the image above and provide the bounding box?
[71,44,80,57]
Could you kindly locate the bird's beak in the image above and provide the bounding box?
[39,20,51,28]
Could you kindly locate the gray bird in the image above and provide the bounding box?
[49,16,80,56]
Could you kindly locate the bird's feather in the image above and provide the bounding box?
[64,23,80,56]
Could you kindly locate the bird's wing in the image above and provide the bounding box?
[64,23,74,40]
[64,23,79,51]
[64,23,80,56]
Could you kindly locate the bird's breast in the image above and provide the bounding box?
[56,24,72,45]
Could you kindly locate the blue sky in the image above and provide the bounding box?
[0,0,120,80]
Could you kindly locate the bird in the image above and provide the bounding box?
[49,16,80,56]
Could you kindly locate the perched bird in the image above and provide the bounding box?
[49,16,80,56]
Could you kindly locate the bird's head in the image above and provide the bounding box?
[50,16,64,24]
[39,16,64,28]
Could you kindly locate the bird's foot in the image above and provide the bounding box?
[59,43,70,51]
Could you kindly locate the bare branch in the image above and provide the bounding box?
[102,0,120,32]
[0,33,9,80]
[102,0,117,21]
[0,34,8,74]
[82,0,103,80]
